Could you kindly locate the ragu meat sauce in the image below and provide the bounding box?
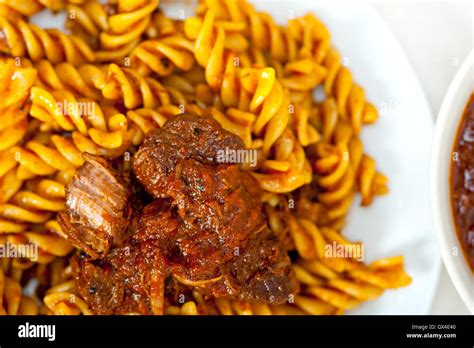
[451,93,474,272]
[58,113,298,314]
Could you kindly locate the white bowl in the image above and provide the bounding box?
[431,49,474,313]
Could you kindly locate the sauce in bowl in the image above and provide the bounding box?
[451,93,474,272]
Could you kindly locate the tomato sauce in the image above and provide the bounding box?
[451,93,474,271]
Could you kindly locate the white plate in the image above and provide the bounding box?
[32,0,441,314]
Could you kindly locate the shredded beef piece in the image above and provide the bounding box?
[58,154,136,259]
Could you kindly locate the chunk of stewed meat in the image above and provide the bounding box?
[57,154,135,259]
[132,113,244,199]
[66,113,297,314]
[71,202,170,315]
[132,113,297,303]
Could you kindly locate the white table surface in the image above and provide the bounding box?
[373,0,472,314]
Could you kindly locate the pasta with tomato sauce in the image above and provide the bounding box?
[0,0,409,316]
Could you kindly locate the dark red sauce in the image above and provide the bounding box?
[451,93,474,272]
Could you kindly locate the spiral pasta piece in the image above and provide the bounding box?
[321,47,378,135]
[287,217,410,314]
[129,35,196,77]
[0,16,94,65]
[33,60,103,99]
[66,0,160,62]
[65,1,109,42]
[100,0,159,48]
[92,63,187,109]
[252,129,312,193]
[44,281,92,315]
[313,98,388,222]
[29,86,134,149]
[185,10,227,92]
[0,0,91,18]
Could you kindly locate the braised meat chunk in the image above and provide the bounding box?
[223,230,298,304]
[132,112,244,199]
[71,254,127,315]
[136,175,298,303]
[136,159,264,280]
[58,154,135,259]
[132,113,298,304]
[63,113,297,314]
[72,238,164,315]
